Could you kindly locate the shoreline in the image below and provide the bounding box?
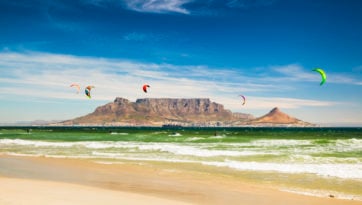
[27,124,319,127]
[0,155,360,205]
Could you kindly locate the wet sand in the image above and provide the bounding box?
[0,155,360,205]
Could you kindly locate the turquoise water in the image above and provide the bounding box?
[0,127,361,200]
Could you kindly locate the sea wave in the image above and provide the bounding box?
[168,133,182,137]
[0,139,75,147]
[209,135,225,139]
[1,152,97,159]
[288,154,361,164]
[248,139,313,147]
[121,143,268,157]
[0,139,274,157]
[1,138,361,175]
[334,138,362,152]
[110,132,129,135]
[184,137,204,141]
[91,152,199,163]
[202,160,362,179]
[215,140,313,149]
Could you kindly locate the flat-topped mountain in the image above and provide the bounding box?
[59,98,312,127]
[61,97,253,126]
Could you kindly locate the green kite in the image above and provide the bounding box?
[312,68,326,86]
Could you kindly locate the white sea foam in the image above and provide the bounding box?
[217,138,361,162]
[3,138,354,152]
[110,132,129,135]
[2,138,361,179]
[1,152,43,157]
[334,138,362,152]
[0,139,131,149]
[0,139,322,158]
[288,154,361,164]
[1,152,94,160]
[4,150,361,180]
[87,144,275,158]
[217,139,313,149]
[185,137,204,141]
[85,142,276,157]
[128,143,272,157]
[248,139,313,147]
[209,135,224,139]
[1,139,266,157]
[0,139,74,147]
[168,133,182,137]
[202,160,362,180]
[92,151,126,158]
[81,141,117,149]
[91,153,199,164]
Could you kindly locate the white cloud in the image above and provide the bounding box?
[123,0,192,14]
[272,64,362,86]
[1,51,360,123]
[0,51,340,114]
[245,96,337,109]
[0,52,229,103]
[81,0,278,16]
[211,95,337,114]
[328,75,362,86]
[272,64,318,82]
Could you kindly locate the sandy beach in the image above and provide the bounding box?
[0,155,360,205]
[0,177,191,205]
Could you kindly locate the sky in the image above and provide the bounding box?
[0,0,361,125]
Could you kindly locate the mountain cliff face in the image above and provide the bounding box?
[60,98,311,127]
[63,97,251,126]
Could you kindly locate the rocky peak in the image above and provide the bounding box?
[253,107,301,124]
[114,97,130,105]
[269,107,280,114]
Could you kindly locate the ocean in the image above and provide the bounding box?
[0,126,361,200]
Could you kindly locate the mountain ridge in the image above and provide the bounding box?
[57,97,313,127]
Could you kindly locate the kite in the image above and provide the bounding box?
[143,84,150,93]
[85,85,95,99]
[70,83,80,93]
[240,94,246,106]
[312,68,326,86]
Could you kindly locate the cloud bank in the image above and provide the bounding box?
[0,51,340,113]
[123,0,192,14]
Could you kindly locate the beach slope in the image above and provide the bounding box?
[0,155,360,205]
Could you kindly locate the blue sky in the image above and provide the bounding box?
[0,0,361,125]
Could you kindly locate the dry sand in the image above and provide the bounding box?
[0,155,360,205]
[0,177,191,205]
